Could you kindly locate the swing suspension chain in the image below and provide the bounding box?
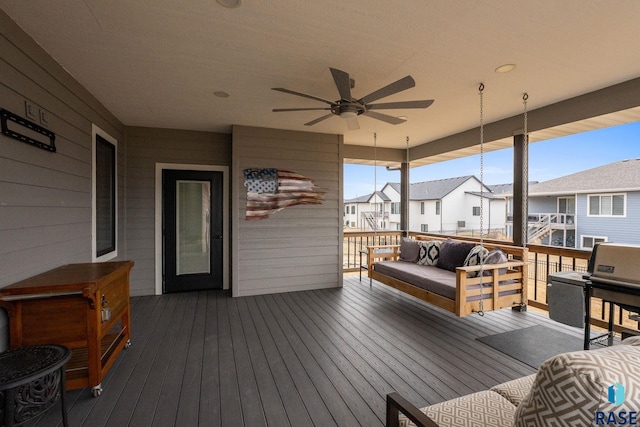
[521,93,529,308]
[477,83,485,316]
[374,132,377,235]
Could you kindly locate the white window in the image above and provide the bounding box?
[391,202,400,214]
[588,194,625,217]
[420,202,425,215]
[92,124,118,261]
[421,224,428,232]
[472,206,481,216]
[582,235,607,249]
[435,201,441,215]
[558,197,575,214]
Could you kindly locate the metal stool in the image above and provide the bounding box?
[0,344,71,426]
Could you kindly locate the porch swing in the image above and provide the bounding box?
[365,84,530,317]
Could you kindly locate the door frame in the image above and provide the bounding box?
[155,163,229,295]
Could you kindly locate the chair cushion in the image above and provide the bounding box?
[513,342,640,426]
[490,374,536,406]
[399,390,516,427]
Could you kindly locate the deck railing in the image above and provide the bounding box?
[343,231,639,335]
[343,231,403,271]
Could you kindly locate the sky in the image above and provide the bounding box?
[343,121,640,200]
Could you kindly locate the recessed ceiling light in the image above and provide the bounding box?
[216,0,241,8]
[495,64,517,73]
[214,91,229,98]
[398,116,408,120]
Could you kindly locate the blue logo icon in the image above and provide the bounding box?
[608,382,625,406]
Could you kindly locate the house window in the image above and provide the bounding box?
[472,206,481,216]
[420,202,425,215]
[582,235,607,249]
[391,202,400,214]
[421,224,428,232]
[558,197,575,214]
[351,205,355,214]
[588,194,625,217]
[92,124,117,261]
[435,201,441,215]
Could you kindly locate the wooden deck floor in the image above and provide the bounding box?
[29,274,587,427]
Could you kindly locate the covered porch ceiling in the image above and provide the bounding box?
[1,1,639,165]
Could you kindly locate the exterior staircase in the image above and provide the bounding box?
[527,214,556,242]
[362,212,379,231]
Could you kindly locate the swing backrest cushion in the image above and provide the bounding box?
[436,239,476,272]
[399,238,421,263]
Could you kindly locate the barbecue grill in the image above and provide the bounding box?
[549,242,640,349]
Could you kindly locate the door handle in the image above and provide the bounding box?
[213,234,223,239]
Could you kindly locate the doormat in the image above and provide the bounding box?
[477,325,583,368]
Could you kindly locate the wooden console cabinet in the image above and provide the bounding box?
[0,261,133,397]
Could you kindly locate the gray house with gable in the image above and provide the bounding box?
[504,159,640,248]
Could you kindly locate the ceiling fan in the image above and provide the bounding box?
[271,68,434,130]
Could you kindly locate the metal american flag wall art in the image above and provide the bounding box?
[243,168,325,220]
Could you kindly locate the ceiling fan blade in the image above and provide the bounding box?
[363,111,406,125]
[346,117,360,130]
[330,67,352,101]
[359,75,416,105]
[305,113,335,126]
[367,100,434,110]
[272,87,335,105]
[273,107,331,112]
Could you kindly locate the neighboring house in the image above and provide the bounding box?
[343,191,390,229]
[344,176,507,235]
[504,159,640,248]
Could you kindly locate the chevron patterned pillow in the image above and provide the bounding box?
[514,342,640,426]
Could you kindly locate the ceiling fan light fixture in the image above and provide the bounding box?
[340,110,358,119]
[495,63,517,73]
[216,0,241,8]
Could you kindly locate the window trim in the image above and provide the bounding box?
[587,193,626,217]
[472,206,481,216]
[435,200,441,215]
[557,196,576,214]
[581,235,608,250]
[420,202,425,215]
[92,124,118,262]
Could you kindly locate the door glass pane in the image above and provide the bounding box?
[176,180,210,275]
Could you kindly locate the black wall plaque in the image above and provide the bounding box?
[1,108,56,152]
